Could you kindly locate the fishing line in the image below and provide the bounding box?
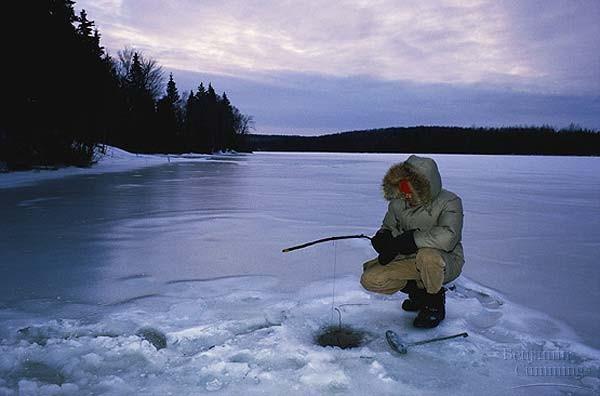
[330,240,337,325]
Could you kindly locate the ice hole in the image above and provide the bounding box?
[316,325,365,349]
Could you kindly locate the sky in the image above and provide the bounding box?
[76,0,600,135]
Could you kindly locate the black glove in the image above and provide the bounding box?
[377,251,397,266]
[371,229,393,254]
[391,229,418,255]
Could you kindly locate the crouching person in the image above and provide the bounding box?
[361,155,465,329]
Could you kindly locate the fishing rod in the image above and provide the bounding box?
[282,234,372,253]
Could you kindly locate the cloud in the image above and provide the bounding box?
[170,68,600,134]
[497,0,600,95]
[76,0,600,95]
[74,0,600,133]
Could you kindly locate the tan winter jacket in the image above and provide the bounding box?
[379,155,465,274]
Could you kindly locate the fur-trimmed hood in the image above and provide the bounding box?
[382,155,442,204]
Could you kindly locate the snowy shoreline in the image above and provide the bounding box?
[0,146,235,190]
[2,146,593,190]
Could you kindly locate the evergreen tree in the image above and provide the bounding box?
[195,82,206,100]
[129,53,145,91]
[198,83,212,152]
[49,0,77,25]
[76,9,94,38]
[206,83,219,151]
[3,0,121,168]
[115,48,165,101]
[166,73,180,105]
[1,2,252,166]
[156,74,182,152]
[93,29,103,56]
[75,10,104,58]
[219,92,236,150]
[120,52,157,151]
[183,90,196,149]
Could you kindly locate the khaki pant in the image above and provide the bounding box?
[360,248,464,295]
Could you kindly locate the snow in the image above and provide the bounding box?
[0,149,599,395]
[0,145,227,190]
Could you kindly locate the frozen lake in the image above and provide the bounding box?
[1,152,599,395]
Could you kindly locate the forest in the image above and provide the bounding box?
[248,125,600,156]
[1,1,252,170]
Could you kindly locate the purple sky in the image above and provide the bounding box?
[77,0,600,134]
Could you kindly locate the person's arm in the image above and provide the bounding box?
[413,197,463,252]
[381,201,403,235]
[371,202,398,257]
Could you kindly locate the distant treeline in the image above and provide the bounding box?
[1,1,252,171]
[248,126,600,156]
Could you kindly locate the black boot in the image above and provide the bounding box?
[413,287,446,328]
[400,280,426,312]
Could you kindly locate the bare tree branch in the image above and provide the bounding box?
[115,47,165,100]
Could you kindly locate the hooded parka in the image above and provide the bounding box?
[379,155,464,283]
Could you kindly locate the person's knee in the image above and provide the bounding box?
[443,257,464,284]
[360,271,380,291]
[360,270,405,294]
[362,258,379,272]
[416,248,445,273]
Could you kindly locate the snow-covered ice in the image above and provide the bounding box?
[0,146,222,190]
[0,150,599,395]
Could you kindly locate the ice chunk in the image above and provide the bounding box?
[135,327,167,350]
